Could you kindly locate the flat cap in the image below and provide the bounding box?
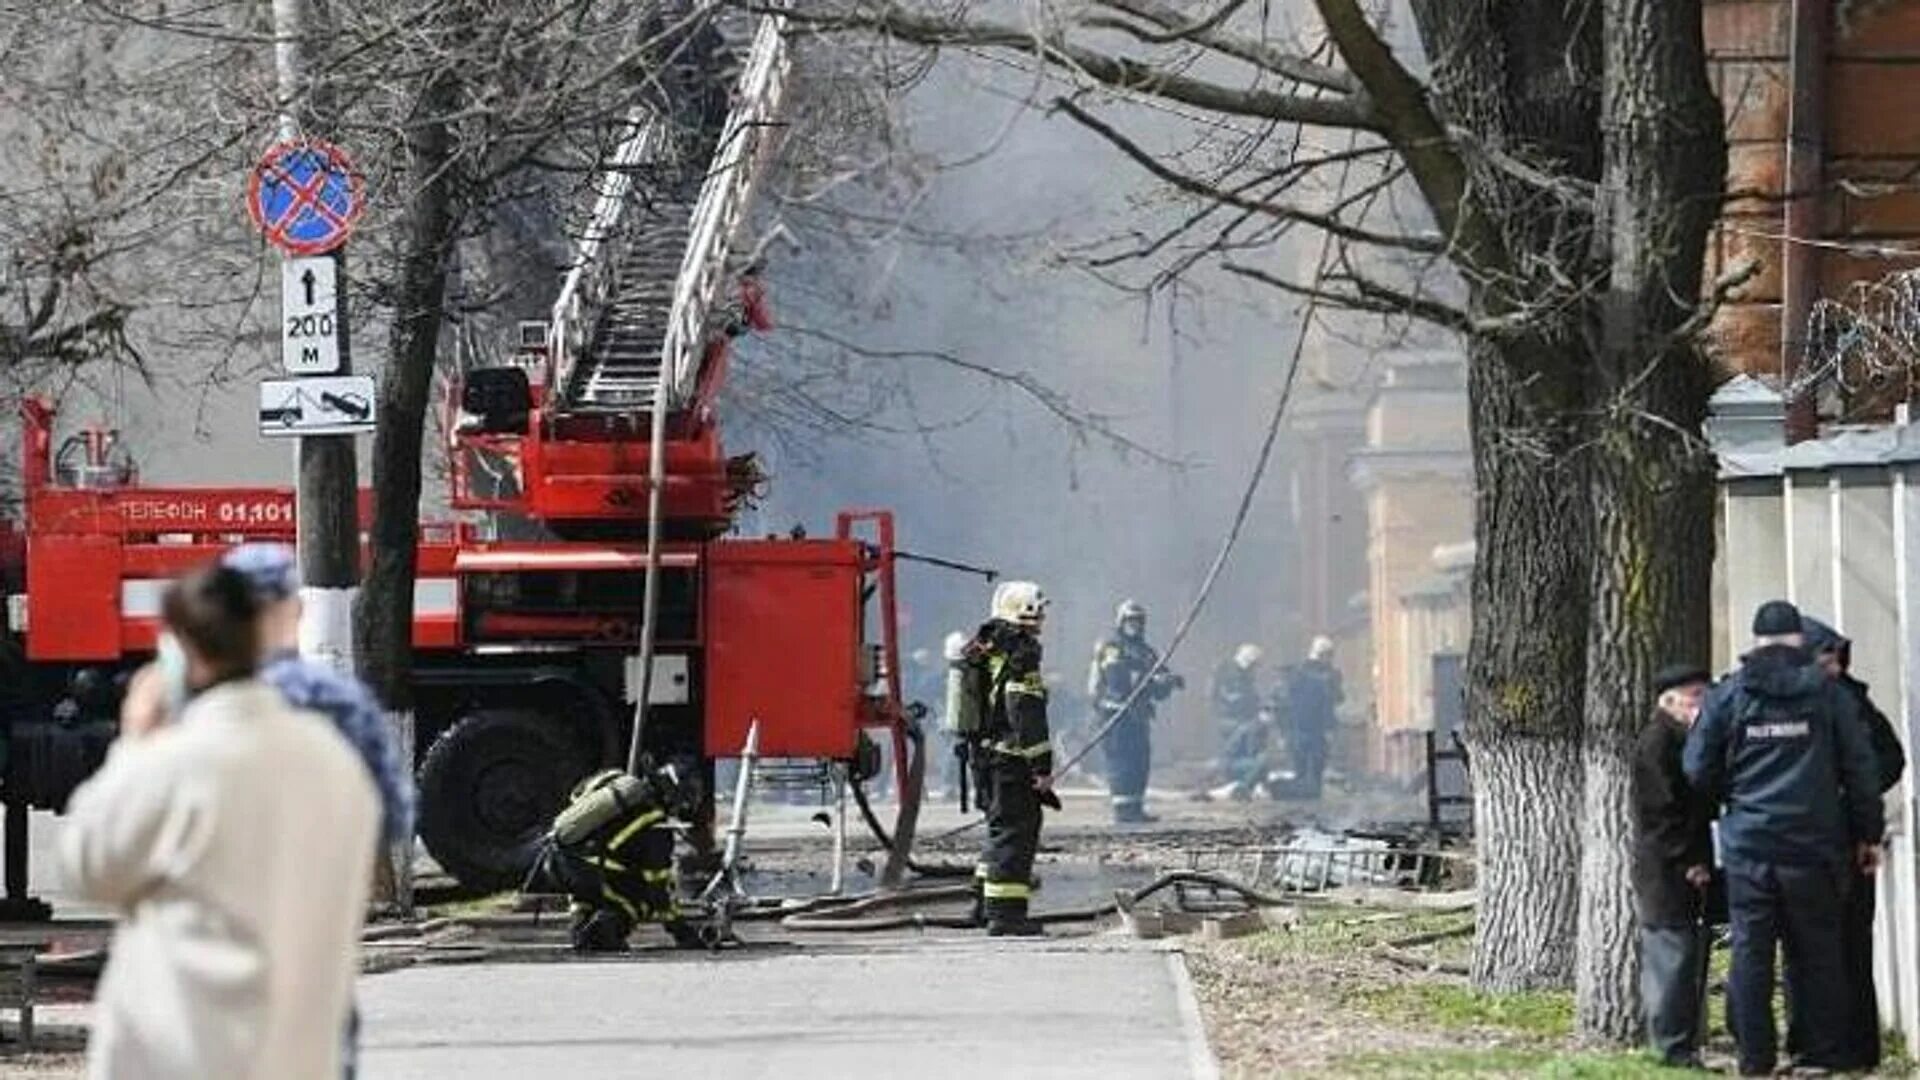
[1653,663,1710,694]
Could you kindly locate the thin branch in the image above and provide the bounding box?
[778,323,1182,466]
[1082,0,1359,94]
[1222,260,1466,332]
[776,3,1378,130]
[1054,97,1443,254]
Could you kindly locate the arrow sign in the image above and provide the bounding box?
[281,256,340,375]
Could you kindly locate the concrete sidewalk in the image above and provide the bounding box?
[359,940,1217,1080]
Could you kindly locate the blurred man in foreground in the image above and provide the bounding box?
[61,564,378,1080]
[222,543,414,851]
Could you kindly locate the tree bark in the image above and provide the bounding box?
[1575,0,1724,1043]
[1404,0,1603,991]
[353,65,461,710]
[1463,334,1591,991]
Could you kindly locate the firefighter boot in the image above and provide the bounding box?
[985,897,1045,938]
[665,918,707,951]
[968,875,987,928]
[569,906,633,953]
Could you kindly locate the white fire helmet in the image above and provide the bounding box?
[943,630,970,661]
[1234,643,1263,668]
[1116,599,1147,625]
[1310,635,1336,661]
[991,581,1049,629]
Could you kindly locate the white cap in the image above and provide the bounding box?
[1234,643,1263,668]
[1310,635,1335,660]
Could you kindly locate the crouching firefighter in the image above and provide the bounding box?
[538,762,706,952]
[951,581,1060,937]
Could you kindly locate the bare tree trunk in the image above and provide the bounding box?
[1404,0,1603,992]
[1464,337,1591,991]
[1574,0,1724,1043]
[354,66,460,710]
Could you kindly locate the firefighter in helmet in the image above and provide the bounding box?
[959,580,1056,937]
[540,761,705,952]
[1090,600,1183,824]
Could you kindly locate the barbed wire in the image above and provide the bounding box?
[1791,266,1920,407]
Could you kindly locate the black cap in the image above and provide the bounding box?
[1752,599,1803,637]
[1653,663,1711,694]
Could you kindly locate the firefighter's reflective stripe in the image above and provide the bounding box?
[974,864,989,881]
[601,884,640,920]
[988,739,1052,760]
[982,880,1031,900]
[1005,673,1047,699]
[607,809,666,851]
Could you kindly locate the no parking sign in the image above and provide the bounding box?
[246,138,365,256]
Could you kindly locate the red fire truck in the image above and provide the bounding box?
[0,12,910,917]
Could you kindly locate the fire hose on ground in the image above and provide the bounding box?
[849,722,974,880]
[776,868,1296,933]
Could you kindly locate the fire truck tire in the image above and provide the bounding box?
[417,709,592,893]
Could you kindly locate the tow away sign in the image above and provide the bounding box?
[258,374,377,437]
[281,256,341,374]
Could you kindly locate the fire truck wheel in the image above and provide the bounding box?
[417,709,592,893]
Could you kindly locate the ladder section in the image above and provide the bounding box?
[550,8,789,415]
[548,111,675,409]
[657,12,790,407]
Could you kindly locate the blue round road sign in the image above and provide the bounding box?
[247,139,364,256]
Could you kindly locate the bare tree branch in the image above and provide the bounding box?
[1081,0,1359,94]
[1053,97,1443,254]
[775,3,1379,130]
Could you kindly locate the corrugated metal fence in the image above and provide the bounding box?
[1713,378,1920,1047]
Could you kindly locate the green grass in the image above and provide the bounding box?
[1349,982,1574,1041]
[1238,910,1476,963]
[1331,1047,1704,1078]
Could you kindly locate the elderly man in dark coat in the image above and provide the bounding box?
[1633,662,1716,1068]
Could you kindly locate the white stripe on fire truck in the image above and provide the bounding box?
[120,578,461,618]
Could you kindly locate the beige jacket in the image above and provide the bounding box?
[60,680,379,1080]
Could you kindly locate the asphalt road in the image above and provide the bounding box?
[358,939,1218,1080]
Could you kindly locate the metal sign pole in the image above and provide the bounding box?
[270,0,401,911]
[271,0,360,676]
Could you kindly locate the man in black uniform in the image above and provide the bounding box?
[1089,601,1182,824]
[541,763,706,952]
[1800,617,1905,1071]
[1685,600,1884,1076]
[1632,663,1715,1068]
[967,580,1056,937]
